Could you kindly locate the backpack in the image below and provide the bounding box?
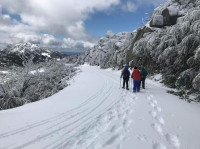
[123,69,129,78]
[141,68,148,78]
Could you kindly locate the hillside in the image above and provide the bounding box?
[84,0,200,101]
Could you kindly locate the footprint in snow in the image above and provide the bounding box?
[152,100,158,105]
[117,144,122,149]
[125,109,133,115]
[149,110,157,118]
[154,106,162,113]
[103,134,125,147]
[110,125,122,134]
[166,133,180,149]
[149,102,156,108]
[156,116,165,125]
[149,94,154,98]
[147,96,152,101]
[123,119,133,128]
[152,142,167,149]
[137,135,147,142]
[151,123,163,136]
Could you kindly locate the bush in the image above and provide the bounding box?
[0,58,78,110]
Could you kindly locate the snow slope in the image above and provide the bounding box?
[0,65,200,149]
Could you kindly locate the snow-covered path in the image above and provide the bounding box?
[0,65,200,149]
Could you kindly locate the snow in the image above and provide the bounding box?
[0,71,9,74]
[152,15,163,26]
[41,52,51,57]
[106,30,115,38]
[29,69,45,74]
[167,6,178,16]
[0,65,200,149]
[85,31,133,68]
[152,74,162,81]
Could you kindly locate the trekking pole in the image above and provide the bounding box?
[120,77,121,88]
[131,78,133,89]
[130,77,132,91]
[129,77,131,92]
[131,77,133,91]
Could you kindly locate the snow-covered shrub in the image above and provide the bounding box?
[186,56,195,67]
[194,47,200,62]
[190,20,200,33]
[178,21,190,38]
[0,58,77,110]
[158,46,178,66]
[178,34,199,55]
[193,73,200,91]
[188,10,200,22]
[175,68,197,89]
[85,31,134,68]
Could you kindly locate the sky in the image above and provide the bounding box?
[0,0,168,52]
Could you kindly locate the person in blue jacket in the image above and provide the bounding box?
[121,65,130,90]
[140,66,148,89]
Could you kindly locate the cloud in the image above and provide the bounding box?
[0,0,120,39]
[122,1,137,12]
[62,38,94,50]
[42,34,60,46]
[121,0,168,12]
[0,0,169,51]
[0,0,120,51]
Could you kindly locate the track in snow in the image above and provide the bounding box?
[1,65,200,149]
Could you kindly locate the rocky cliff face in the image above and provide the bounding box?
[84,0,200,101]
[0,43,67,67]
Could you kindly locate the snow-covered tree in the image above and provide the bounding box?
[0,56,77,110]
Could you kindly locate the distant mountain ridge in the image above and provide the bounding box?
[0,42,67,67]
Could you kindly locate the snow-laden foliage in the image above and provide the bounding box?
[130,0,200,97]
[193,73,200,91]
[83,0,200,100]
[0,58,77,110]
[175,68,197,89]
[194,46,200,62]
[85,31,135,68]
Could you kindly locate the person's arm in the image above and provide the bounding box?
[145,69,148,77]
[121,70,123,78]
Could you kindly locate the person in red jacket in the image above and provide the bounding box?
[131,67,141,92]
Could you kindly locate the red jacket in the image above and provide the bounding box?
[132,69,141,81]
